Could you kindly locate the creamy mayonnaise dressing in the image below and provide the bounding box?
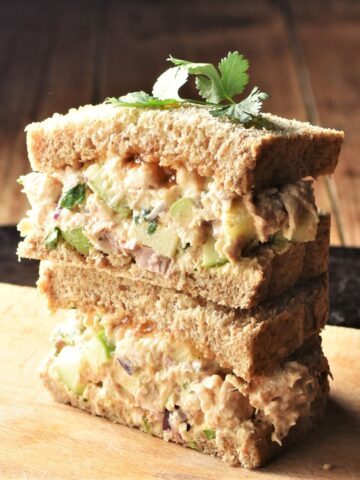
[18,158,319,273]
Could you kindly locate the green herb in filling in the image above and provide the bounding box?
[203,429,216,440]
[45,227,61,250]
[147,220,158,235]
[187,441,197,449]
[60,184,86,210]
[143,416,151,433]
[134,208,151,225]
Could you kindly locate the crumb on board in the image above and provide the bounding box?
[322,463,334,471]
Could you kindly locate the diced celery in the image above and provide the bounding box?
[87,164,131,217]
[83,330,114,373]
[169,198,194,226]
[62,228,91,255]
[201,237,228,268]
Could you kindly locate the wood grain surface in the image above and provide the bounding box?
[0,0,359,246]
[0,283,359,480]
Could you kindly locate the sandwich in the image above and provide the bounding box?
[18,52,342,468]
[18,107,340,308]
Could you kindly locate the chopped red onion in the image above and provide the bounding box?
[162,409,171,431]
[53,207,62,220]
[117,356,133,375]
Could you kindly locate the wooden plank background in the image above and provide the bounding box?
[0,0,358,246]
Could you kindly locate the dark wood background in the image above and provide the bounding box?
[0,0,359,247]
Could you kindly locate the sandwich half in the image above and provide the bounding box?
[17,105,339,309]
[38,260,328,381]
[40,310,329,469]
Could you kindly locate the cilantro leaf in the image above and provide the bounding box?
[152,66,188,100]
[169,56,225,103]
[210,87,269,123]
[107,52,269,124]
[218,51,249,98]
[106,91,180,108]
[59,183,86,210]
[108,91,153,106]
[168,52,250,104]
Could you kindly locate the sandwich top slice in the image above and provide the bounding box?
[38,260,328,381]
[41,309,329,469]
[26,104,343,195]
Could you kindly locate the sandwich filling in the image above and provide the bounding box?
[19,157,318,275]
[43,310,321,462]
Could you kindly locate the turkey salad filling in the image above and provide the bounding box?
[45,311,319,455]
[18,157,318,275]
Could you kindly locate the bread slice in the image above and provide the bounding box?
[26,104,343,195]
[38,256,328,381]
[40,327,329,469]
[18,212,330,310]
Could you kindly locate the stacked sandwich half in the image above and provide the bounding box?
[18,105,343,468]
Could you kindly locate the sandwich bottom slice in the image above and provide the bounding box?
[40,309,329,469]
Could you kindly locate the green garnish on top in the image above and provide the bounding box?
[59,184,86,210]
[106,52,269,124]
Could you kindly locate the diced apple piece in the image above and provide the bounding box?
[17,218,33,237]
[223,200,256,247]
[169,198,194,226]
[129,222,180,258]
[202,237,228,268]
[83,330,115,373]
[283,210,318,243]
[53,346,85,395]
[62,228,91,255]
[87,164,131,217]
[172,344,197,363]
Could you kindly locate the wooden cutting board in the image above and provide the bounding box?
[0,283,359,480]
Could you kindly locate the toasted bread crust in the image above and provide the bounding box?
[26,104,343,195]
[40,337,329,469]
[38,257,328,381]
[18,213,330,309]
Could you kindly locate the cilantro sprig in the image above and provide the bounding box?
[59,183,86,210]
[105,52,269,124]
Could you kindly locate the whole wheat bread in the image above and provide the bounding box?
[26,104,343,195]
